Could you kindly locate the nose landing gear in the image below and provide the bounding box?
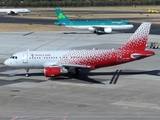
[25,69,29,77]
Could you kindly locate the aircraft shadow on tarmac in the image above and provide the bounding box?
[63,31,122,35]
[63,32,100,35]
[1,69,160,85]
[49,69,106,85]
[88,69,160,77]
[31,69,160,84]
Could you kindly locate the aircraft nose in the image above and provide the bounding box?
[4,59,10,66]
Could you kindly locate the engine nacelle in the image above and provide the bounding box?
[15,12,18,15]
[104,27,112,33]
[7,11,18,15]
[44,67,61,77]
[44,66,68,77]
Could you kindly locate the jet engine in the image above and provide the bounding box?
[44,66,68,77]
[104,27,112,33]
[7,11,18,15]
[88,27,112,33]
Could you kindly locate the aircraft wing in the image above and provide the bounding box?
[43,62,91,69]
[61,64,91,69]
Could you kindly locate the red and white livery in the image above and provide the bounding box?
[4,22,154,77]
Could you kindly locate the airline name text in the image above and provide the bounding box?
[35,54,51,56]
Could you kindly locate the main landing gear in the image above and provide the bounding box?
[73,68,80,78]
[25,69,29,77]
[94,30,97,33]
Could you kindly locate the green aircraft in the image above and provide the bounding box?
[54,8,134,33]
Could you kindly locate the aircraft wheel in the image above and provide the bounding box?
[25,69,29,77]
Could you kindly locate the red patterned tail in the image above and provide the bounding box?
[119,22,151,51]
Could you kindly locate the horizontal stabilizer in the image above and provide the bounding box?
[131,50,155,58]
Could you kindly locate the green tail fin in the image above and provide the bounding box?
[55,8,70,23]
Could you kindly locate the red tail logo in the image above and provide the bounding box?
[119,22,151,51]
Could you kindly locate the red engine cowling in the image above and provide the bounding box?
[44,67,61,77]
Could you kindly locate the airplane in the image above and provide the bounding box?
[4,22,154,78]
[0,8,30,15]
[54,8,134,34]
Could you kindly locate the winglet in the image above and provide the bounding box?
[119,22,151,51]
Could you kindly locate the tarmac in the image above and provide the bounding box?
[1,16,160,35]
[0,31,160,120]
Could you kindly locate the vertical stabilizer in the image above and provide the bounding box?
[119,22,151,51]
[55,8,70,23]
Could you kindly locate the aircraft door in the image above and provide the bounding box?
[70,22,73,25]
[23,53,28,63]
[117,52,122,62]
[70,22,73,27]
[122,22,125,29]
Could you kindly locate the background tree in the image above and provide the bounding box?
[0,0,159,7]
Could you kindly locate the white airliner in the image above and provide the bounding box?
[4,23,154,77]
[0,8,30,15]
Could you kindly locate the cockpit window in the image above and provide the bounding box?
[10,56,17,59]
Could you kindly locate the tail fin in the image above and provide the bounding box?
[119,22,151,51]
[55,8,70,23]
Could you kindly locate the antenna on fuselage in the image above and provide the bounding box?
[93,48,98,50]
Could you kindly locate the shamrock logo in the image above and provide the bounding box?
[58,13,65,19]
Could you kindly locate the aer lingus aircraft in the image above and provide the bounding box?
[4,23,154,77]
[54,8,134,33]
